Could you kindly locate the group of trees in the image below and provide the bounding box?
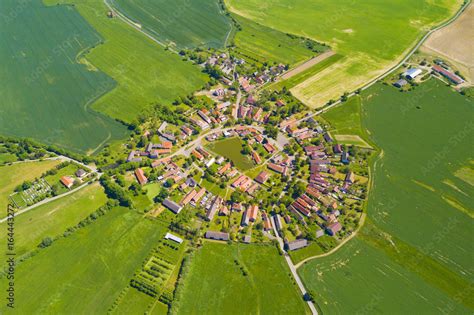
[99,176,132,208]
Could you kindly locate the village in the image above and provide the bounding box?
[98,50,370,254]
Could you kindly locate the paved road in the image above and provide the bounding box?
[271,216,318,315]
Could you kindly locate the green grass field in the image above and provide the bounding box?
[232,14,325,65]
[299,80,474,313]
[174,243,309,314]
[0,160,61,210]
[1,0,127,154]
[45,0,209,124]
[321,96,373,148]
[226,0,462,107]
[322,96,363,137]
[0,207,169,313]
[0,153,17,164]
[362,80,473,276]
[299,235,472,314]
[113,0,232,49]
[112,288,156,315]
[206,137,255,170]
[0,182,107,257]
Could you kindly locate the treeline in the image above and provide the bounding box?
[0,136,91,164]
[169,251,195,315]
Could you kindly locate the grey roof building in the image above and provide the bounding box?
[162,198,183,214]
[393,79,408,88]
[205,231,230,241]
[285,239,308,251]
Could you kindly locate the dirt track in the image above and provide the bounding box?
[281,50,336,80]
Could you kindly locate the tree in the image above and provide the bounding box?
[264,125,278,139]
[39,237,53,248]
[230,191,244,203]
[154,188,169,203]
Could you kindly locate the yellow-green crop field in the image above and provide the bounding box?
[226,0,463,107]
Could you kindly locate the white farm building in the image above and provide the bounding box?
[404,68,422,80]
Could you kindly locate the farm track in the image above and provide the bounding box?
[281,51,336,80]
[103,0,178,54]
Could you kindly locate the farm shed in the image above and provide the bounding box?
[393,79,408,88]
[404,68,422,80]
[286,239,308,251]
[163,198,183,214]
[205,231,230,241]
[165,233,183,244]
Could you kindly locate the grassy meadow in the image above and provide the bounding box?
[206,137,255,170]
[174,243,309,314]
[113,0,232,49]
[299,80,474,313]
[321,96,372,148]
[0,183,107,259]
[226,0,462,107]
[0,160,61,210]
[45,0,209,124]
[1,0,127,154]
[0,207,168,314]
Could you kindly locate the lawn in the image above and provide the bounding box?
[1,0,127,154]
[299,80,474,313]
[44,0,209,124]
[113,0,232,49]
[44,163,81,186]
[206,137,255,171]
[0,182,107,258]
[0,160,61,211]
[226,0,462,107]
[0,207,169,314]
[174,243,309,314]
[232,14,326,65]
